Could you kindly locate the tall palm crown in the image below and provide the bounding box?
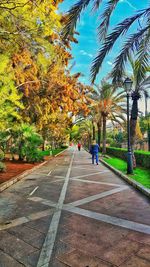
[63,0,150,84]
[92,82,126,124]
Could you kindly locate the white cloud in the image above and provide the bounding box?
[107,61,113,66]
[79,50,93,58]
[119,0,136,10]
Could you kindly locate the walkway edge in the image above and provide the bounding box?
[0,161,48,193]
[54,147,68,157]
[0,148,69,193]
[100,158,150,199]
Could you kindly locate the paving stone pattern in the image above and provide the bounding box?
[0,148,150,267]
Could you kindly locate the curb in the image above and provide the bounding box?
[0,161,48,193]
[100,158,150,198]
[54,148,68,157]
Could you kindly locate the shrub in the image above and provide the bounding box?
[0,162,6,172]
[61,145,68,149]
[26,150,44,163]
[10,123,43,162]
[106,147,150,168]
[0,150,4,161]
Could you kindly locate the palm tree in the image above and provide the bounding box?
[92,81,126,154]
[123,59,150,149]
[78,119,93,149]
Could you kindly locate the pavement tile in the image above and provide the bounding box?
[70,168,103,178]
[24,215,52,234]
[79,189,150,225]
[49,259,67,267]
[0,197,49,223]
[61,233,108,257]
[17,250,41,267]
[0,250,24,267]
[78,173,125,185]
[7,224,42,241]
[120,255,150,267]
[63,220,129,246]
[0,231,37,259]
[99,238,141,266]
[127,232,150,246]
[34,181,64,202]
[136,244,150,261]
[57,249,114,267]
[65,180,115,204]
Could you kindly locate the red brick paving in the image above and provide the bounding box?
[65,180,115,204]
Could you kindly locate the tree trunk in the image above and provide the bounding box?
[89,134,92,150]
[42,140,45,151]
[97,121,101,148]
[92,122,95,140]
[102,115,107,154]
[18,141,24,161]
[130,99,138,148]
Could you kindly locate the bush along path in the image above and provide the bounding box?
[104,147,150,169]
[0,147,150,267]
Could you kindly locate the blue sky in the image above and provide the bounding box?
[59,0,150,112]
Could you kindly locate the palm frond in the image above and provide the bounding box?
[98,0,120,41]
[62,0,91,38]
[134,29,150,86]
[111,25,149,84]
[90,8,150,83]
[139,75,150,88]
[92,0,102,11]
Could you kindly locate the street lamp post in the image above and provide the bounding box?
[124,78,133,174]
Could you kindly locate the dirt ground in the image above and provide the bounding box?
[0,161,39,184]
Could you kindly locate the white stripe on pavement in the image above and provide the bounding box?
[29,186,39,196]
[36,150,75,267]
[66,186,128,207]
[63,205,150,235]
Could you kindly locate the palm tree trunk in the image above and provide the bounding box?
[130,94,140,149]
[102,115,107,154]
[145,93,150,151]
[130,92,140,168]
[97,121,101,148]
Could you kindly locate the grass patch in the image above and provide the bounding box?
[39,148,66,157]
[103,156,150,189]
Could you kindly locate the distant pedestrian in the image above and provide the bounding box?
[90,140,99,165]
[77,142,81,151]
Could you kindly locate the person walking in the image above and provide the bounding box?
[90,140,99,165]
[77,142,81,151]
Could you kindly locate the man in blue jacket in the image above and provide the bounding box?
[90,140,99,165]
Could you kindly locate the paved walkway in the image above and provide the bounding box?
[0,147,150,267]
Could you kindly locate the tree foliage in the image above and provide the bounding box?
[0,0,92,156]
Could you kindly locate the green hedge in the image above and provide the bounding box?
[105,147,150,169]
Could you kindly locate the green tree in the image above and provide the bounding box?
[10,123,43,162]
[0,54,23,131]
[92,81,126,154]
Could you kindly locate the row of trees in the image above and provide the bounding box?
[0,0,92,165]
